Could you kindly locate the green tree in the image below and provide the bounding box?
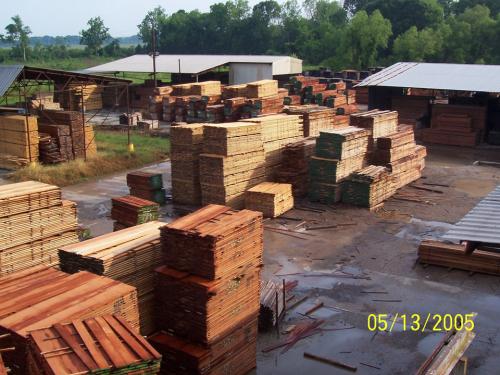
[392,26,444,61]
[80,17,110,55]
[345,10,392,69]
[138,6,167,49]
[453,0,500,15]
[1,15,32,61]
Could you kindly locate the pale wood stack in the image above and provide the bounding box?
[342,165,396,208]
[26,315,162,375]
[375,126,427,189]
[153,204,262,375]
[0,115,39,169]
[0,266,139,373]
[309,127,370,204]
[191,81,222,96]
[0,181,79,277]
[59,222,164,335]
[200,122,266,209]
[350,110,398,148]
[30,92,61,111]
[285,105,337,137]
[275,138,316,197]
[245,182,294,218]
[57,83,103,111]
[222,84,248,99]
[171,124,204,205]
[241,114,303,179]
[246,80,279,98]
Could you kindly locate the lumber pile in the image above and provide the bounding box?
[350,110,398,147]
[191,81,222,96]
[422,104,487,146]
[241,114,303,179]
[275,138,316,197]
[246,80,278,98]
[0,353,6,375]
[342,165,396,208]
[0,181,79,276]
[38,133,64,164]
[374,126,426,189]
[59,222,164,335]
[245,182,294,218]
[224,97,247,121]
[57,83,103,111]
[111,195,159,230]
[153,204,262,375]
[127,172,166,205]
[0,115,39,168]
[29,92,61,111]
[170,124,204,205]
[391,96,431,128]
[309,127,370,204]
[0,266,139,373]
[222,84,248,99]
[200,122,265,209]
[284,105,336,137]
[418,240,500,276]
[26,315,162,375]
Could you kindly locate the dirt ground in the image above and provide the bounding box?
[3,143,499,374]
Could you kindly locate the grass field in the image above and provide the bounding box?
[9,130,170,187]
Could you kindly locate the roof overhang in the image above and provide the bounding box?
[356,62,500,93]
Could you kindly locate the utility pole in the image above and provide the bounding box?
[149,25,159,87]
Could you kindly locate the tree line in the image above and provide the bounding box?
[1,0,500,70]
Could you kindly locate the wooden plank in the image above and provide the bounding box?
[53,323,99,371]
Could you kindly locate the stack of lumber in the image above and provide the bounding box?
[224,97,247,121]
[245,182,293,218]
[284,105,336,137]
[283,94,302,105]
[153,204,262,375]
[203,104,225,123]
[171,83,193,96]
[309,127,370,204]
[241,114,303,179]
[191,81,222,96]
[423,104,487,146]
[200,122,265,209]
[418,240,500,276]
[222,84,248,99]
[242,95,284,118]
[162,96,176,122]
[111,195,159,230]
[26,315,162,375]
[0,115,39,168]
[38,133,64,164]
[0,181,79,276]
[0,266,139,373]
[350,110,398,148]
[354,86,369,105]
[127,172,166,205]
[391,96,431,128]
[0,353,6,375]
[375,126,426,189]
[275,138,316,197]
[30,92,61,111]
[57,83,103,111]
[160,205,263,280]
[246,80,278,98]
[170,124,204,205]
[59,222,164,335]
[342,165,396,208]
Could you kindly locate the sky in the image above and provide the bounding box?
[0,0,266,37]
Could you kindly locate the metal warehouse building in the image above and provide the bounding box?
[85,54,303,85]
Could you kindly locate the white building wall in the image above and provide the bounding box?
[229,63,273,84]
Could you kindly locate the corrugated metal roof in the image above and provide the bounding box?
[442,185,500,244]
[84,54,302,75]
[356,62,500,93]
[0,65,23,97]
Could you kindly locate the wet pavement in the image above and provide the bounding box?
[3,143,500,374]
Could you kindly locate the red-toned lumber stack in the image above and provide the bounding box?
[222,84,248,99]
[152,204,262,375]
[111,195,159,230]
[127,172,166,206]
[26,315,162,375]
[422,104,486,146]
[0,266,139,374]
[375,125,427,189]
[275,138,316,197]
[391,96,431,129]
[224,97,247,121]
[0,353,6,375]
[354,86,369,105]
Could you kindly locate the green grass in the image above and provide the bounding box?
[9,130,170,187]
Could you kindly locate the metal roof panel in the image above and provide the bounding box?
[356,62,500,93]
[0,65,23,97]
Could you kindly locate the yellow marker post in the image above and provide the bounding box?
[128,143,135,153]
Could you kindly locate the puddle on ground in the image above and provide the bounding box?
[452,178,497,198]
[395,218,454,244]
